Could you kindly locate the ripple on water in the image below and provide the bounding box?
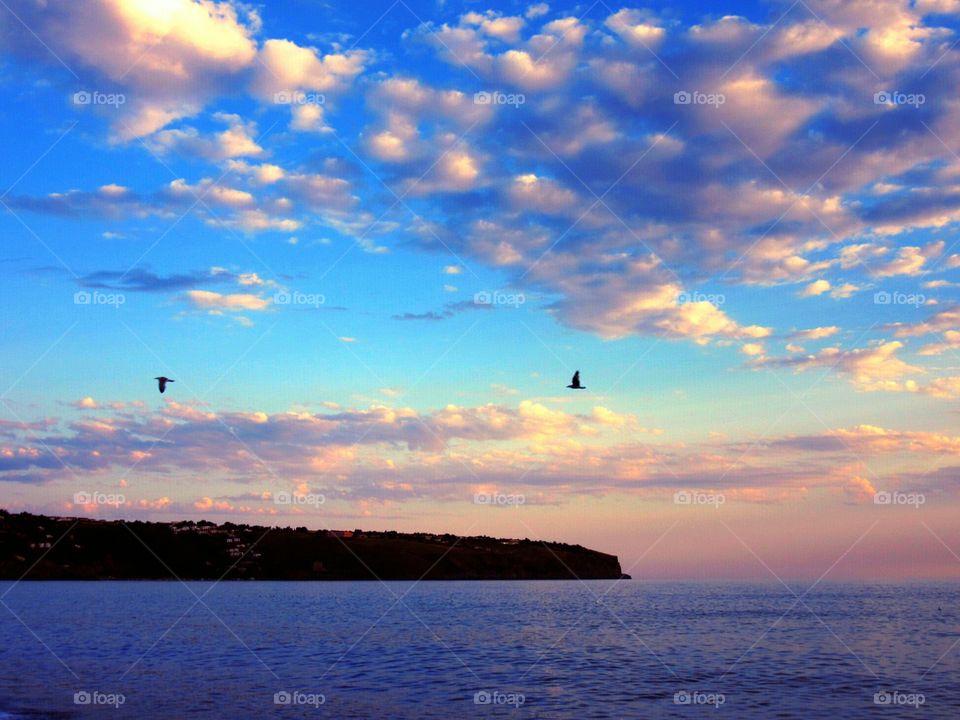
[1,580,959,719]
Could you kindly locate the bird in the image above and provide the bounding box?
[154,377,174,394]
[567,371,586,390]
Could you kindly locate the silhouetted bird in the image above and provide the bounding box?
[154,377,174,394]
[567,371,586,390]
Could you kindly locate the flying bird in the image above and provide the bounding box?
[154,377,174,394]
[566,371,586,390]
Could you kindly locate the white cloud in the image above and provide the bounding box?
[184,290,271,312]
[251,39,368,100]
[799,279,831,297]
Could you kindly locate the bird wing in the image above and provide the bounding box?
[571,371,580,385]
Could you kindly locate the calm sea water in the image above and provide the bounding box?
[0,581,958,718]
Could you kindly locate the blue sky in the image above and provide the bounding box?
[2,0,960,578]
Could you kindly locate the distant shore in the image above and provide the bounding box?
[0,509,626,581]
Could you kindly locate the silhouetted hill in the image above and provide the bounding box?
[0,509,626,581]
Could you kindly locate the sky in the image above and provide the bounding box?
[1,0,960,580]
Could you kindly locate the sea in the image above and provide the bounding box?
[0,580,957,718]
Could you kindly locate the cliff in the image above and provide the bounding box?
[0,510,626,581]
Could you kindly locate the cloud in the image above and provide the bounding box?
[605,9,666,49]
[7,0,960,370]
[772,423,960,456]
[889,307,960,356]
[830,283,861,299]
[539,257,771,343]
[0,1,371,142]
[78,267,231,293]
[147,114,264,160]
[799,279,831,297]
[753,340,960,399]
[921,376,960,399]
[250,39,368,101]
[373,2,960,349]
[917,332,960,356]
[891,306,959,337]
[416,13,586,91]
[392,300,493,322]
[525,4,550,20]
[0,0,261,138]
[10,152,367,235]
[227,161,285,185]
[289,103,329,133]
[183,290,271,312]
[791,326,840,341]
[9,399,960,509]
[461,11,526,44]
[873,241,944,277]
[8,173,303,233]
[754,341,922,393]
[509,174,582,214]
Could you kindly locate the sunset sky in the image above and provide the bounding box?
[2,0,960,579]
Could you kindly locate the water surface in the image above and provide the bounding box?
[1,581,957,718]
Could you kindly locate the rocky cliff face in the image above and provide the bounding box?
[0,510,624,581]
